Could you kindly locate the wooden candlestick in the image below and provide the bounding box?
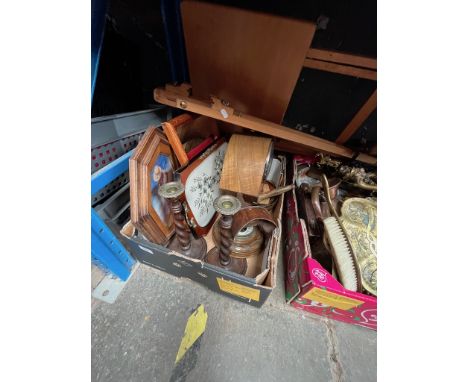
[205,195,247,275]
[158,181,207,260]
[213,223,264,259]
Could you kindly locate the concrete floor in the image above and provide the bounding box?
[92,252,376,382]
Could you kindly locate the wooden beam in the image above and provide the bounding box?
[307,48,377,70]
[276,140,376,165]
[304,58,377,81]
[335,90,377,144]
[274,139,321,157]
[154,85,377,165]
[355,153,377,166]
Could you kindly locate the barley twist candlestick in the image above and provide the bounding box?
[205,195,247,275]
[158,181,207,260]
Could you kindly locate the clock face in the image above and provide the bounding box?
[185,142,227,227]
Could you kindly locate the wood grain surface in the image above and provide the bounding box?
[162,114,219,167]
[303,58,377,81]
[220,135,272,197]
[306,48,377,69]
[129,127,176,244]
[154,86,379,165]
[181,0,316,124]
[231,206,277,239]
[162,114,193,166]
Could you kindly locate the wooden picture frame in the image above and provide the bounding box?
[130,126,176,244]
[162,114,193,166]
[162,113,220,167]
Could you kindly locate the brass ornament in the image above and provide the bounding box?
[340,198,377,296]
[213,223,264,259]
[338,165,377,191]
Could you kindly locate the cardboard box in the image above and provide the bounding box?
[283,156,377,330]
[120,156,286,307]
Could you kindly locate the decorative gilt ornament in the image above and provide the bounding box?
[339,166,377,191]
[340,198,377,296]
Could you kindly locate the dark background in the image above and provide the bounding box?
[92,0,377,151]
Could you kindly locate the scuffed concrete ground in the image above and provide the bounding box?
[92,252,376,382]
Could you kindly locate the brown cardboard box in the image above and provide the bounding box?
[121,155,286,307]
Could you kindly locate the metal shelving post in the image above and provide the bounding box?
[91,150,136,281]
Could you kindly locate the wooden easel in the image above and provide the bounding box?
[304,48,377,146]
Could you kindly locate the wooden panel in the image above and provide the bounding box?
[220,135,272,197]
[336,90,377,144]
[304,58,377,81]
[307,48,377,69]
[154,85,377,166]
[181,1,316,124]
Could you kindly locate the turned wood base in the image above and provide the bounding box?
[167,234,207,260]
[204,247,247,275]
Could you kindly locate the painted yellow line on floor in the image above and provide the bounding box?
[175,304,208,364]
